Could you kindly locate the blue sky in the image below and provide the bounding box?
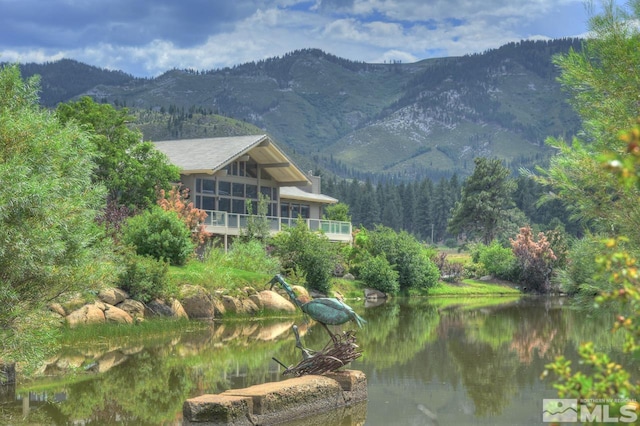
[0,0,627,77]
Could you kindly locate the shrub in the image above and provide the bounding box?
[117,248,174,303]
[366,225,440,291]
[157,185,210,245]
[122,206,195,266]
[358,254,399,294]
[270,218,337,295]
[225,239,281,275]
[553,235,603,295]
[472,241,520,281]
[510,226,557,293]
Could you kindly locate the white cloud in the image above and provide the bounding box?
[0,0,629,77]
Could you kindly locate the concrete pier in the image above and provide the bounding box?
[183,369,367,425]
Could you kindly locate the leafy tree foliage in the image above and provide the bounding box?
[470,241,519,282]
[510,226,557,293]
[553,234,602,296]
[241,193,271,244]
[324,202,351,222]
[270,218,337,294]
[358,253,400,294]
[117,247,174,303]
[56,96,180,211]
[448,157,516,244]
[0,65,111,368]
[364,225,440,291]
[157,185,210,245]
[542,0,640,407]
[536,0,640,245]
[121,206,195,266]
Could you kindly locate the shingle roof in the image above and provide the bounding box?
[153,134,311,185]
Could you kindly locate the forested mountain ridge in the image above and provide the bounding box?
[12,39,582,182]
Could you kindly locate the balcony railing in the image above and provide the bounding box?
[200,210,352,242]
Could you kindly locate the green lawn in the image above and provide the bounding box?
[428,279,521,296]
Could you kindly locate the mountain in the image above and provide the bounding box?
[14,39,583,181]
[11,59,136,106]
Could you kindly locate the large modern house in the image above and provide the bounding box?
[153,134,352,249]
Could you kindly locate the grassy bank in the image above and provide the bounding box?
[427,279,521,296]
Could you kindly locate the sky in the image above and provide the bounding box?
[0,0,626,78]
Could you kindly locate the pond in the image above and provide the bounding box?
[2,295,631,425]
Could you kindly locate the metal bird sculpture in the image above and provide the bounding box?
[269,274,366,342]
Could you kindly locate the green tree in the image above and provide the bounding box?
[415,178,434,241]
[448,157,516,244]
[242,193,271,244]
[535,0,640,244]
[270,218,337,294]
[121,206,195,266]
[365,225,440,292]
[357,178,380,228]
[542,0,640,409]
[0,65,111,370]
[358,253,400,294]
[324,202,351,222]
[56,96,180,211]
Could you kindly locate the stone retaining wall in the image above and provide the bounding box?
[183,370,367,425]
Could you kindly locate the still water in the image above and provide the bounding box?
[4,296,630,425]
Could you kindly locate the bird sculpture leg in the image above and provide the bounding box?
[292,325,315,360]
[320,323,339,344]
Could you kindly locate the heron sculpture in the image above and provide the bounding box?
[269,274,366,342]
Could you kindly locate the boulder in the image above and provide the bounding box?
[180,285,215,319]
[221,295,242,314]
[239,298,260,315]
[291,285,310,300]
[364,288,387,300]
[98,288,129,306]
[66,303,106,328]
[171,299,189,319]
[257,290,296,313]
[145,299,176,318]
[48,303,66,317]
[249,294,264,310]
[104,305,133,324]
[116,299,145,320]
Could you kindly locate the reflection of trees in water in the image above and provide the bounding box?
[354,300,441,369]
[442,300,569,416]
[58,348,192,424]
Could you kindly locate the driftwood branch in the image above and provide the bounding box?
[274,330,362,377]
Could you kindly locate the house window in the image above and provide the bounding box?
[219,181,231,196]
[280,202,310,219]
[232,199,245,214]
[232,183,245,197]
[219,198,230,212]
[195,179,216,211]
[246,184,257,199]
[260,186,278,201]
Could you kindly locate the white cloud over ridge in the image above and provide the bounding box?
[0,0,626,77]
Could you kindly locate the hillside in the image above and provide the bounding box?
[15,40,583,181]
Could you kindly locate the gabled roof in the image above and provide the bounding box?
[153,134,311,186]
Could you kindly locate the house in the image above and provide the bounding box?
[153,134,352,249]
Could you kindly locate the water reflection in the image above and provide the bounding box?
[3,296,632,425]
